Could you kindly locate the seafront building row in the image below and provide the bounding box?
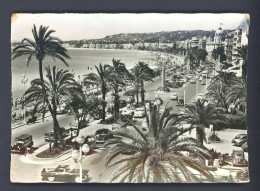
[63,22,249,66]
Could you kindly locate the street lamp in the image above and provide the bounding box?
[21,74,28,124]
[183,84,187,106]
[196,75,199,101]
[71,135,90,183]
[77,73,81,85]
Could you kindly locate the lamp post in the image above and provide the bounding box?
[183,84,187,106]
[77,73,81,85]
[21,74,28,124]
[206,72,208,87]
[196,75,199,101]
[71,135,90,183]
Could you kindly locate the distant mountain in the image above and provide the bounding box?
[64,30,217,44]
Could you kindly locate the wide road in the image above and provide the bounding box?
[11,114,75,147]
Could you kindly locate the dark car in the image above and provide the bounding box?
[232,150,248,167]
[95,129,113,146]
[11,134,34,154]
[176,98,184,106]
[232,134,247,146]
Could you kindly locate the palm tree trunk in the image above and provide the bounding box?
[141,81,145,105]
[196,126,204,146]
[39,59,60,145]
[102,88,106,122]
[114,87,119,119]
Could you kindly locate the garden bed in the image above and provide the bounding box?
[35,146,72,159]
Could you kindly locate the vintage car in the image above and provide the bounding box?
[44,128,70,143]
[95,128,113,146]
[41,165,90,182]
[176,98,184,106]
[232,150,248,167]
[170,92,178,100]
[232,134,247,147]
[133,107,146,118]
[190,79,196,84]
[11,134,34,154]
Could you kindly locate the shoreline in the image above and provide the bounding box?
[12,49,184,98]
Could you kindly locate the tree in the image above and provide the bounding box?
[83,63,119,122]
[233,45,248,81]
[182,99,228,146]
[13,25,71,140]
[227,79,247,113]
[207,71,237,111]
[110,59,130,118]
[212,47,226,63]
[195,49,208,64]
[130,62,153,105]
[103,104,214,182]
[24,66,81,146]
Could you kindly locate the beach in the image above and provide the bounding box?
[11,49,158,98]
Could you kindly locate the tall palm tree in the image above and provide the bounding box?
[227,79,247,113]
[182,99,228,146]
[103,104,214,183]
[24,66,81,146]
[12,25,71,125]
[233,45,248,81]
[110,59,130,118]
[83,63,119,122]
[130,62,153,105]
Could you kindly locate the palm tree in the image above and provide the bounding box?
[227,79,247,113]
[211,71,237,86]
[24,66,81,146]
[103,104,214,183]
[110,59,130,118]
[182,99,228,146]
[12,25,71,125]
[83,63,119,122]
[207,71,237,111]
[130,62,153,105]
[233,45,248,81]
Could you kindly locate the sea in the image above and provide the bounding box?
[11,49,158,98]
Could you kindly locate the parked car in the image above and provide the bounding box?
[232,134,247,146]
[44,128,70,143]
[26,115,37,124]
[176,98,184,106]
[170,92,178,100]
[232,150,248,167]
[95,128,113,145]
[133,107,146,118]
[197,93,204,100]
[121,107,135,117]
[187,74,192,79]
[11,134,34,154]
[190,79,196,84]
[201,80,206,85]
[41,165,90,182]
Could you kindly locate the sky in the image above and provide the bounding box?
[11,13,247,42]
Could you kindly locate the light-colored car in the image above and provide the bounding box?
[197,93,204,99]
[170,92,178,100]
[190,79,196,84]
[187,74,192,79]
[133,107,146,118]
[120,107,135,116]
